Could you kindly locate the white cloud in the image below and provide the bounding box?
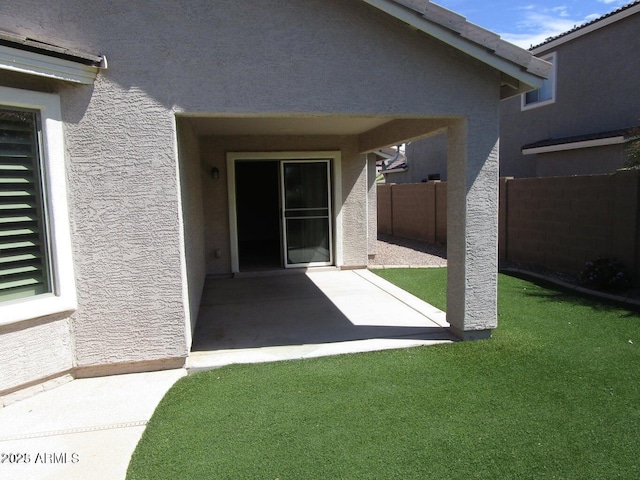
[434,0,630,49]
[500,11,579,48]
[584,13,601,21]
[551,6,570,17]
[499,3,614,49]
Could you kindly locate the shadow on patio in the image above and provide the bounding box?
[188,269,454,371]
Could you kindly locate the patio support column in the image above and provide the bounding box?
[446,117,499,340]
[366,153,378,261]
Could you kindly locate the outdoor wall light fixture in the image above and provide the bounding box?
[211,167,220,179]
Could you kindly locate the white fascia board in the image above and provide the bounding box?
[0,44,99,84]
[375,150,396,159]
[522,136,626,155]
[532,4,640,54]
[361,0,546,91]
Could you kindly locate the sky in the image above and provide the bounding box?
[433,0,632,48]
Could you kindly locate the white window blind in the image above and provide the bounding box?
[0,108,52,303]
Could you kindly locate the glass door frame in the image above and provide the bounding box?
[280,159,333,268]
[226,151,343,274]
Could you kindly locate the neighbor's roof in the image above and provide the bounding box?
[531,0,640,52]
[522,126,640,155]
[364,0,551,98]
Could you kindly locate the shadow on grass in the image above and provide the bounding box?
[502,271,640,317]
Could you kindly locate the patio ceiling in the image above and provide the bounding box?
[185,115,395,137]
[181,115,452,154]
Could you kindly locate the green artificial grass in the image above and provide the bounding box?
[127,269,640,480]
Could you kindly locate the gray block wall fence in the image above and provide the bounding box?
[378,170,640,284]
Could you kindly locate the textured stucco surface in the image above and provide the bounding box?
[0,0,506,390]
[176,119,206,342]
[367,155,378,258]
[447,117,500,336]
[0,0,503,117]
[341,145,370,267]
[0,319,74,394]
[62,84,189,368]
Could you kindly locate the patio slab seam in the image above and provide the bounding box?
[0,421,148,442]
[356,269,450,329]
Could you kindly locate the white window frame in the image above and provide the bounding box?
[521,52,557,111]
[0,86,77,325]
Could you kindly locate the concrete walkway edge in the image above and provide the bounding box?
[0,368,186,480]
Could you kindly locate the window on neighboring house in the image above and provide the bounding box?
[0,87,76,325]
[522,52,557,110]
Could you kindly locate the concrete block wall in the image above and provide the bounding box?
[377,170,640,284]
[435,182,447,244]
[377,184,393,235]
[505,175,614,272]
[376,181,447,244]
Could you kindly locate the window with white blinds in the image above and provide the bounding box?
[0,108,52,303]
[0,86,76,325]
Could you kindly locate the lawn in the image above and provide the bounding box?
[127,269,640,479]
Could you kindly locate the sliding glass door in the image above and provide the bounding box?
[281,160,333,267]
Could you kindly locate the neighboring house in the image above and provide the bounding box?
[401,1,640,180]
[377,140,449,183]
[500,1,640,178]
[0,0,548,398]
[400,133,449,182]
[374,146,408,180]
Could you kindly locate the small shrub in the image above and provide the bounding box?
[580,257,631,291]
[623,139,640,169]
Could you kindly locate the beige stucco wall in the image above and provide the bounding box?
[176,119,206,341]
[0,0,502,115]
[446,117,500,339]
[367,155,378,258]
[0,318,74,396]
[0,0,505,391]
[63,87,189,372]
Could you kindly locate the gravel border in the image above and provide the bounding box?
[370,234,640,308]
[369,234,447,268]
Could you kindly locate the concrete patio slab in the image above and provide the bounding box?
[188,268,453,371]
[0,267,450,479]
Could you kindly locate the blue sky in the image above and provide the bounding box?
[434,0,631,48]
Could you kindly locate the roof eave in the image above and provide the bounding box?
[382,167,408,174]
[363,0,549,98]
[0,31,105,84]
